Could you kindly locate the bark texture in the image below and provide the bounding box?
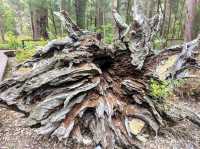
[95,0,104,29]
[1,2,200,149]
[75,0,87,29]
[184,0,200,41]
[31,8,49,40]
[0,11,5,41]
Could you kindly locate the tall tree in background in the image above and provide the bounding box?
[184,0,200,41]
[0,1,16,41]
[67,0,72,15]
[112,0,118,36]
[146,0,156,18]
[126,0,132,24]
[75,0,87,29]
[95,0,104,29]
[0,5,5,42]
[60,0,67,11]
[29,0,49,40]
[162,0,172,39]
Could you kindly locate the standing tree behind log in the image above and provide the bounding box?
[75,0,87,29]
[28,0,49,40]
[0,6,5,42]
[95,0,104,29]
[184,0,200,41]
[1,1,200,148]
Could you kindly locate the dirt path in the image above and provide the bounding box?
[0,108,66,149]
[143,100,200,149]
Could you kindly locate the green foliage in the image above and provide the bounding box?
[153,37,166,52]
[96,24,113,44]
[103,24,114,44]
[150,79,170,99]
[16,48,36,62]
[6,32,21,49]
[16,40,47,62]
[23,40,47,50]
[0,43,9,49]
[0,3,16,33]
[150,79,185,99]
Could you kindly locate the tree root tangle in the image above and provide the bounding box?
[1,3,200,149]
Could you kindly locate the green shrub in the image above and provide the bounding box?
[23,40,47,50]
[0,43,9,49]
[96,24,114,44]
[16,48,36,62]
[6,32,21,49]
[150,79,185,99]
[16,40,47,62]
[0,32,48,62]
[153,37,166,52]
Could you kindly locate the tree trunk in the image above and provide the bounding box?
[146,0,156,18]
[112,0,118,9]
[60,0,67,11]
[67,0,72,15]
[184,0,199,41]
[117,0,121,12]
[126,0,132,24]
[0,14,5,42]
[50,0,57,37]
[95,0,104,29]
[32,8,49,40]
[75,0,87,29]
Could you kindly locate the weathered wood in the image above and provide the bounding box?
[112,0,162,70]
[1,50,16,57]
[0,52,8,81]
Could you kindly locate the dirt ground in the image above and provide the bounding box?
[1,58,200,149]
[0,108,66,149]
[142,99,200,149]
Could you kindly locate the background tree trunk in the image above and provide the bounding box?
[95,0,104,29]
[184,0,200,41]
[28,0,49,40]
[67,0,72,15]
[50,0,57,37]
[32,8,49,40]
[112,0,118,9]
[75,0,87,29]
[60,0,67,11]
[0,14,5,42]
[146,0,156,18]
[126,0,132,24]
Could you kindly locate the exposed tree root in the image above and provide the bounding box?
[1,2,200,148]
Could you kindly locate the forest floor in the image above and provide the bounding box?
[0,58,200,149]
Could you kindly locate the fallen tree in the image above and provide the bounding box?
[1,1,200,148]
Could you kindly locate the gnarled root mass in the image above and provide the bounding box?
[1,5,200,149]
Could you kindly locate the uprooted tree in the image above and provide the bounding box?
[1,1,200,148]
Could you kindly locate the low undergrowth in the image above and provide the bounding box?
[16,48,36,62]
[16,40,47,62]
[150,79,185,100]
